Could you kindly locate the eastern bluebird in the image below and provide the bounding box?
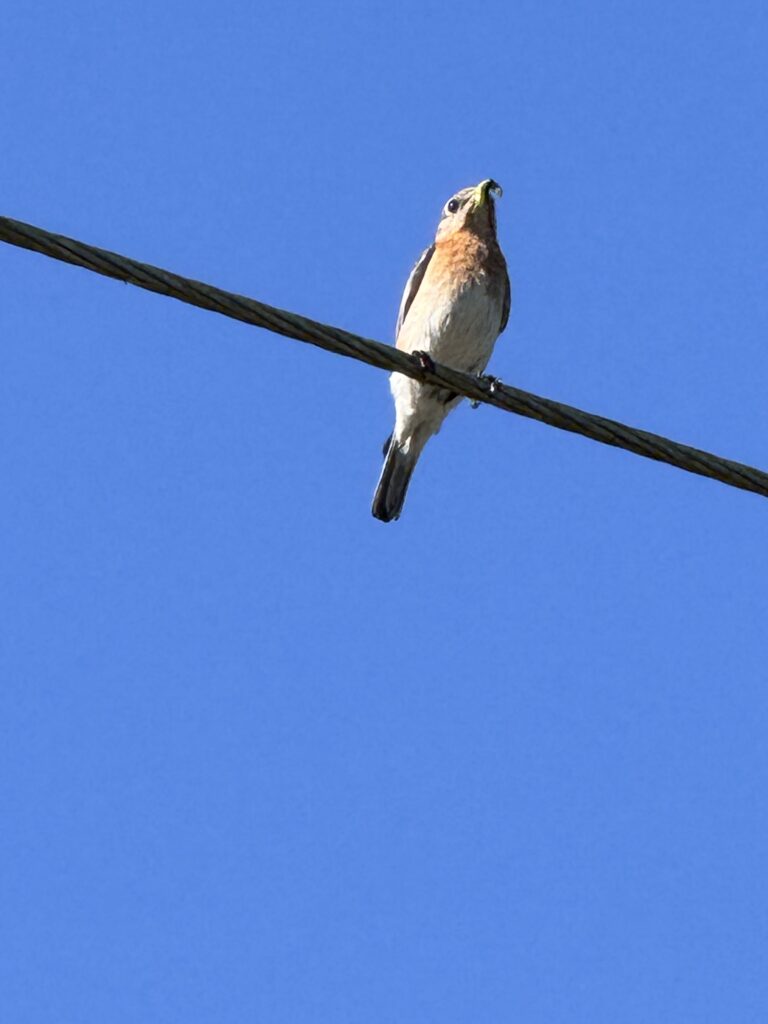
[372,179,510,522]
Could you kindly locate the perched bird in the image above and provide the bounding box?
[371,179,510,522]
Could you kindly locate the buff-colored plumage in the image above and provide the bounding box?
[372,180,510,522]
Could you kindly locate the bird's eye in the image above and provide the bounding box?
[447,198,460,214]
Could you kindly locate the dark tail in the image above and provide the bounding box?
[372,440,418,522]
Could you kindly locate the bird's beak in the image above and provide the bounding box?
[474,179,503,206]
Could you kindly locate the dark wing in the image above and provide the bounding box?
[395,244,435,342]
[499,267,511,334]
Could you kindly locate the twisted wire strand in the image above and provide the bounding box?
[2,215,766,499]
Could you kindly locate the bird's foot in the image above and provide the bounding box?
[471,374,502,408]
[412,350,436,377]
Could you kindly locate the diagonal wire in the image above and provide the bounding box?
[1,214,767,500]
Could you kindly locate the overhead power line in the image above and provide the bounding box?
[1,214,767,500]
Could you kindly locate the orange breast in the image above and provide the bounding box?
[432,230,490,282]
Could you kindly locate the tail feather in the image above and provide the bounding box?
[372,440,417,522]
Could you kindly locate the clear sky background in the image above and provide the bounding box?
[2,2,768,1021]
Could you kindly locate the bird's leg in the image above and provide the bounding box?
[411,350,436,377]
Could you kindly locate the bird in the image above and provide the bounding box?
[371,179,510,522]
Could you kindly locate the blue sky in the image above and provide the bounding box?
[2,1,768,1021]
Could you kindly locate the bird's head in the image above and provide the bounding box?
[435,179,503,242]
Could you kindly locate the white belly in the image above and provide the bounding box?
[390,279,503,454]
[400,277,502,374]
